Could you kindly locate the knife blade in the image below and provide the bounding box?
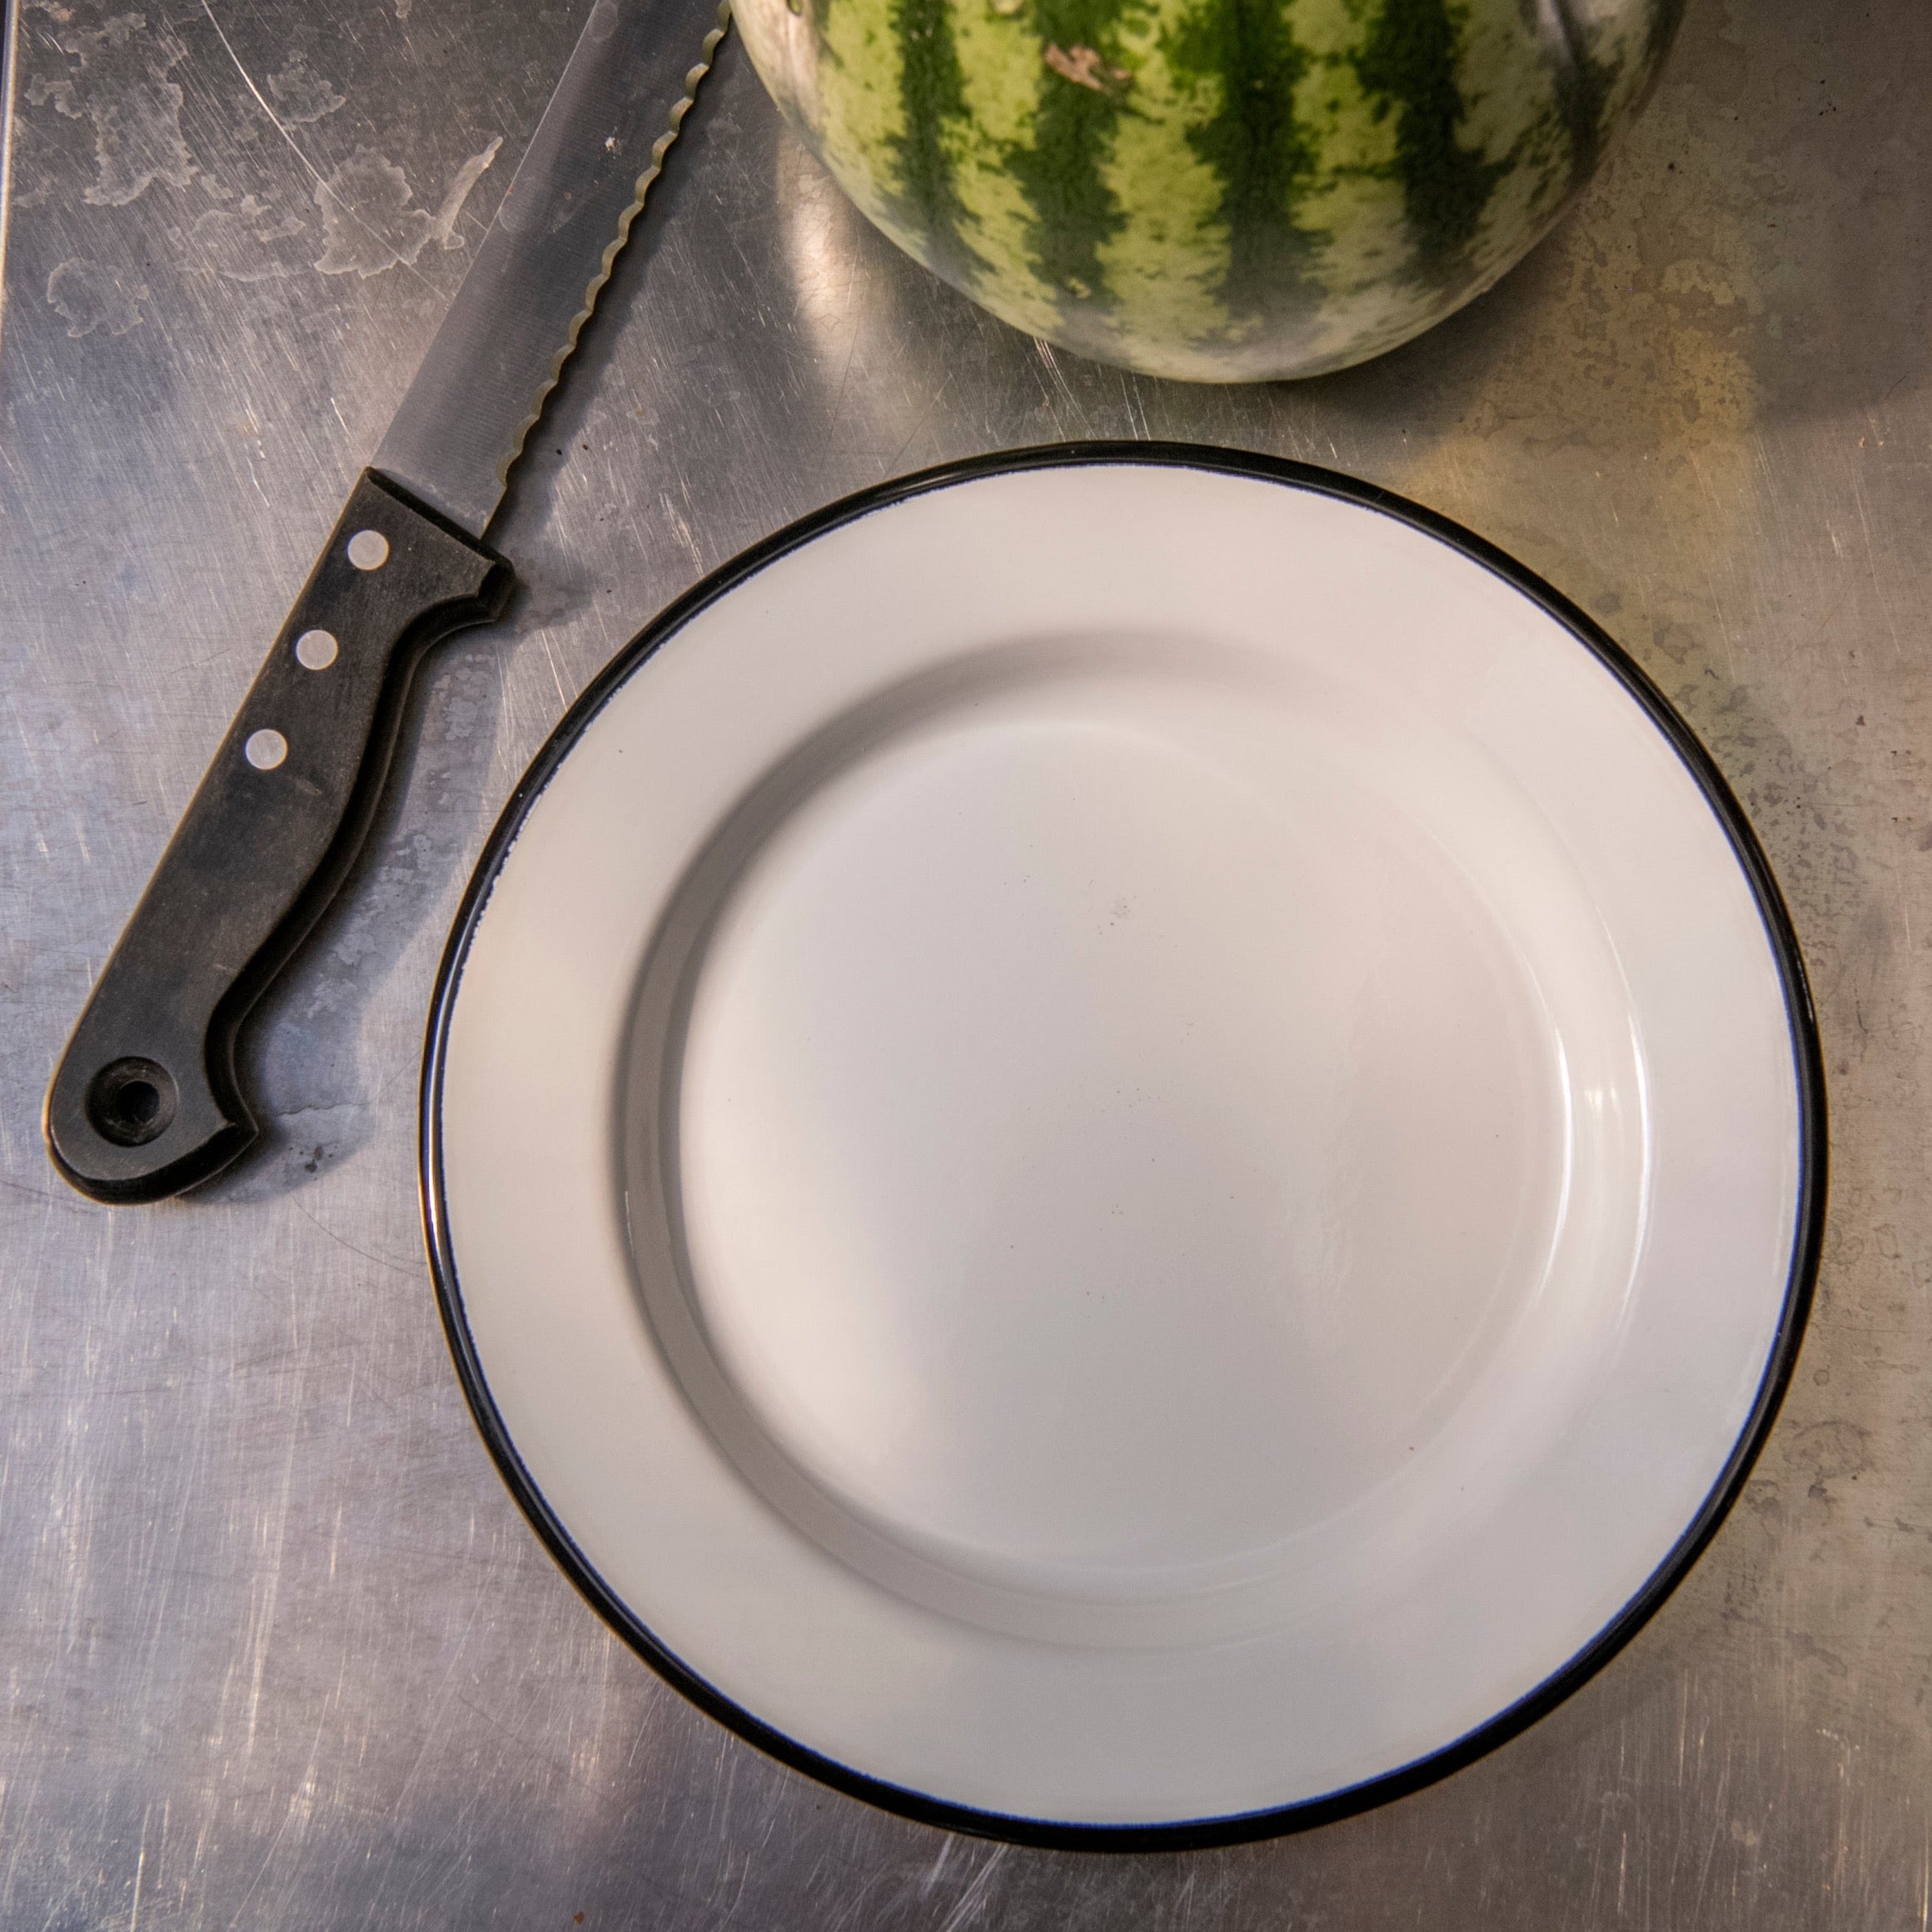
[45,0,732,1204]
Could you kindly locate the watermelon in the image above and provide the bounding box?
[734,0,1682,381]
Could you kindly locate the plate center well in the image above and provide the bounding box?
[640,660,1576,1602]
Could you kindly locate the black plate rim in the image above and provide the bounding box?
[420,438,1827,1854]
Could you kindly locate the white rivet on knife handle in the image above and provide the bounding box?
[244,729,288,771]
[347,530,390,570]
[295,629,339,670]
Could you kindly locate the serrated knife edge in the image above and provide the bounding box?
[374,0,738,539]
[490,2,734,508]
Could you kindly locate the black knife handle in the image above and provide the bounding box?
[46,471,511,1203]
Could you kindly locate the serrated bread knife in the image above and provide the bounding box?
[46,0,732,1203]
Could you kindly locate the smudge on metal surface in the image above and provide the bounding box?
[309,140,501,277]
[24,9,196,207]
[430,136,502,250]
[187,191,306,282]
[311,146,435,276]
[45,253,144,333]
[264,50,344,127]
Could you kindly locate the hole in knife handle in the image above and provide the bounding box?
[87,1058,179,1148]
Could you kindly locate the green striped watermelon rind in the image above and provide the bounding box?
[737,0,1685,381]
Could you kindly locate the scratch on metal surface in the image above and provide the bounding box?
[1919,1809,1929,1932]
[659,491,705,575]
[291,1199,417,1279]
[1033,338,1082,426]
[129,1806,151,1932]
[827,319,862,427]
[1682,449,1739,681]
[885,367,957,474]
[240,1298,305,1760]
[917,1835,958,1898]
[0,1169,80,1208]
[0,0,21,372]
[194,0,326,187]
[1850,471,1905,660]
[935,1845,1009,1932]
[385,1576,495,1817]
[1112,366,1150,441]
[221,1786,302,1932]
[823,1865,894,1932]
[537,633,570,711]
[195,0,435,291]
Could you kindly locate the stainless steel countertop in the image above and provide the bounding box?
[3,1,1928,1924]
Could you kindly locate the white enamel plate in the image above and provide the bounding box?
[424,446,1822,1845]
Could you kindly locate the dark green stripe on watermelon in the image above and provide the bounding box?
[1168,0,1317,326]
[1354,0,1506,280]
[1012,0,1133,314]
[1644,0,1686,68]
[1548,0,1613,185]
[889,0,987,281]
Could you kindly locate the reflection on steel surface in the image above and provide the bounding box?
[1,0,1928,1925]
